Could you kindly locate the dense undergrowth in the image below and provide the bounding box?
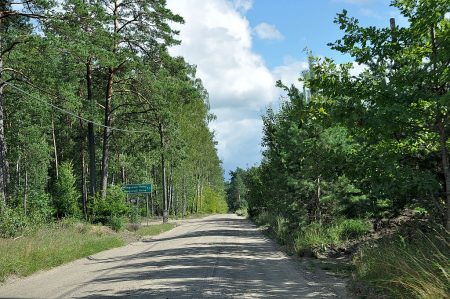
[253,211,371,255]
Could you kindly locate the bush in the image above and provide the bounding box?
[53,162,81,218]
[89,185,129,225]
[0,207,27,238]
[27,191,54,225]
[108,216,124,232]
[353,228,450,298]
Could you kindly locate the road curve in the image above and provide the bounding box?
[0,214,347,298]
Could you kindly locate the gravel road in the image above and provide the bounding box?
[0,214,347,298]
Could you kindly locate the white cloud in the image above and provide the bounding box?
[445,12,450,20]
[254,22,284,40]
[350,62,368,76]
[272,57,309,89]
[166,0,310,175]
[166,0,277,174]
[232,0,253,13]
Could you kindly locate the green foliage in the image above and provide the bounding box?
[52,162,80,218]
[89,185,129,225]
[108,216,124,232]
[128,205,141,224]
[201,185,228,214]
[353,228,450,298]
[0,207,27,238]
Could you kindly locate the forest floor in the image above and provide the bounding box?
[0,214,348,298]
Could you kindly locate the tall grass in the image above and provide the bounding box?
[353,227,450,298]
[294,219,371,255]
[253,212,371,256]
[0,221,124,282]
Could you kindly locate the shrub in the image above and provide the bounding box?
[0,207,27,238]
[108,216,124,232]
[89,185,129,224]
[53,162,81,218]
[27,191,54,225]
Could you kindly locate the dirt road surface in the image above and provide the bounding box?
[0,214,347,298]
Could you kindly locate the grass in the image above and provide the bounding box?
[135,223,176,237]
[0,220,177,282]
[253,211,371,256]
[352,227,450,299]
[0,221,124,282]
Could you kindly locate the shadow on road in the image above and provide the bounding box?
[72,216,345,298]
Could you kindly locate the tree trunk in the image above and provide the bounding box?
[196,178,199,215]
[437,121,450,230]
[24,170,27,216]
[200,182,203,215]
[159,123,168,222]
[101,0,120,198]
[0,14,9,206]
[52,117,58,179]
[80,119,88,218]
[182,176,187,217]
[150,189,154,217]
[86,58,96,196]
[100,70,113,198]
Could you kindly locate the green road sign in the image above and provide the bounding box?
[122,184,152,194]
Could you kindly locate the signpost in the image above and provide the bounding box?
[122,184,152,194]
[122,184,152,224]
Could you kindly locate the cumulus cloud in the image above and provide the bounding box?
[254,22,284,40]
[232,0,253,13]
[272,57,309,89]
[166,0,309,174]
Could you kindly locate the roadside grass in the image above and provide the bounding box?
[0,221,123,282]
[0,220,177,282]
[352,227,450,299]
[253,211,371,256]
[135,223,176,237]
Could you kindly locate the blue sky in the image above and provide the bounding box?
[166,0,407,179]
[248,0,407,68]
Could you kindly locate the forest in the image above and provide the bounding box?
[227,0,450,297]
[0,0,227,237]
[0,0,449,298]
